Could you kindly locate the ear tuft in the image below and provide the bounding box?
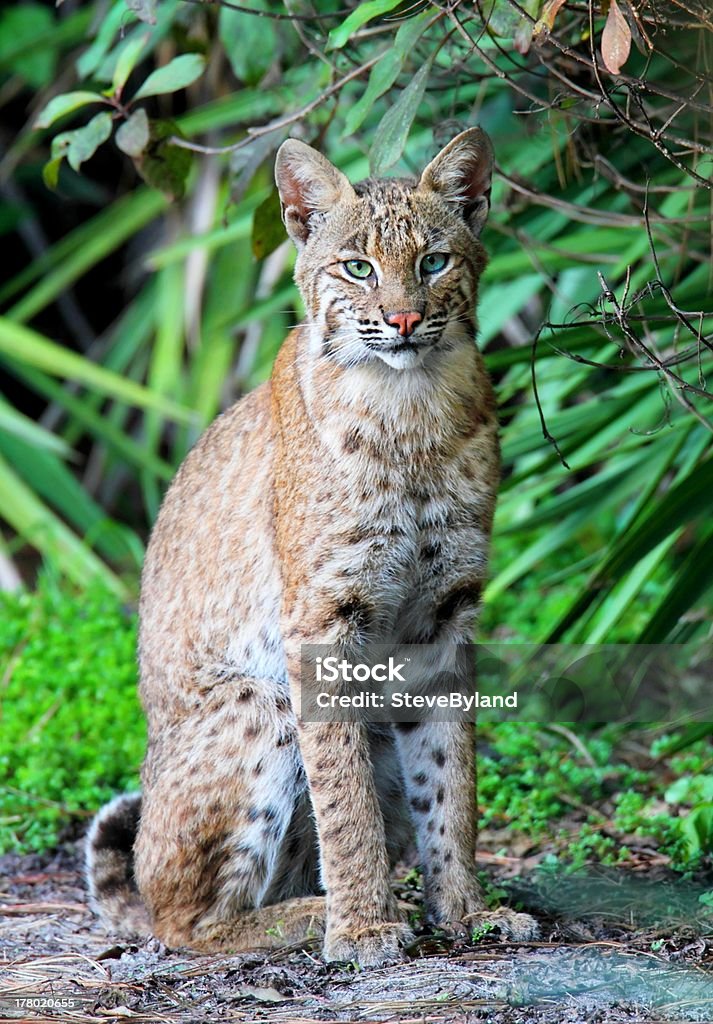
[418,127,494,237]
[275,139,355,247]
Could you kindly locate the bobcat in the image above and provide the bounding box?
[86,127,538,968]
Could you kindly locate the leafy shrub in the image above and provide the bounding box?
[0,0,711,643]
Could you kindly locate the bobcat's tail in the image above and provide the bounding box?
[85,792,151,936]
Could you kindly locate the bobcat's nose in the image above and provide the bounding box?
[384,310,423,338]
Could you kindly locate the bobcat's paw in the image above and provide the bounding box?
[462,907,539,942]
[323,921,415,968]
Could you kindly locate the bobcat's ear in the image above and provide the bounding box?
[418,127,493,238]
[275,139,355,247]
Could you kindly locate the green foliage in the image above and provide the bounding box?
[133,53,206,100]
[220,0,276,84]
[0,5,711,647]
[477,722,713,872]
[0,3,58,88]
[327,0,405,50]
[0,581,143,854]
[1,580,711,867]
[369,60,432,174]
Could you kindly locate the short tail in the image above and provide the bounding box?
[85,792,151,936]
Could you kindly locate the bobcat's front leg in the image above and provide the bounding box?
[394,719,482,922]
[295,715,412,965]
[394,719,538,941]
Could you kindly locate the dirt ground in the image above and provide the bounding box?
[2,841,713,1024]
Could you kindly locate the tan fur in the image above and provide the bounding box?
[86,128,538,967]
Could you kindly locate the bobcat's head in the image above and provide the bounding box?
[275,128,493,371]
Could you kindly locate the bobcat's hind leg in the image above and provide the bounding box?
[191,895,326,952]
[134,681,323,952]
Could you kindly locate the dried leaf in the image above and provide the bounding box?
[533,0,567,40]
[619,0,653,54]
[601,0,631,74]
[237,985,290,1002]
[230,132,284,206]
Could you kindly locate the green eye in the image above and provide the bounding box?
[344,259,374,279]
[422,252,448,274]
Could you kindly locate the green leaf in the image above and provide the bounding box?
[344,51,402,137]
[112,32,149,93]
[0,3,56,88]
[141,263,186,519]
[486,508,592,602]
[0,451,127,597]
[328,0,404,50]
[370,61,431,174]
[220,0,276,85]
[76,3,131,79]
[251,189,285,260]
[66,112,113,172]
[636,524,713,643]
[34,91,105,130]
[42,113,113,185]
[136,119,192,201]
[482,0,540,37]
[541,447,713,643]
[126,0,157,25]
[343,10,432,136]
[6,188,167,323]
[599,455,713,585]
[0,318,192,422]
[115,108,150,157]
[0,432,133,563]
[0,399,70,457]
[133,53,206,100]
[656,725,713,758]
[681,804,713,858]
[42,157,63,191]
[14,362,174,483]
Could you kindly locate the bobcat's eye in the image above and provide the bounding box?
[421,253,449,275]
[344,259,374,280]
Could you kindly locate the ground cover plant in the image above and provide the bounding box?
[2,579,712,877]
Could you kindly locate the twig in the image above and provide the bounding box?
[170,52,385,154]
[545,724,598,767]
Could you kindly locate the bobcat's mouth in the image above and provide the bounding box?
[364,337,434,370]
[367,339,422,354]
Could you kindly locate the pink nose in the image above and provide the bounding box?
[385,310,423,338]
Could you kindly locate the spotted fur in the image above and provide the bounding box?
[86,127,538,967]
